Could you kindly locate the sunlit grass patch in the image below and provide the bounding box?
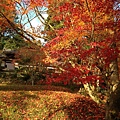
[0,91,70,119]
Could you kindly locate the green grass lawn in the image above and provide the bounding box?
[0,85,105,120]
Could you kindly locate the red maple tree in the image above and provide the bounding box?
[44,0,120,119]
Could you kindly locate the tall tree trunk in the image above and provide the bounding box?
[105,59,120,120]
[105,16,120,119]
[106,83,120,120]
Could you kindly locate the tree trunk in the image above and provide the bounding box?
[106,83,120,120]
[105,60,120,120]
[105,23,120,118]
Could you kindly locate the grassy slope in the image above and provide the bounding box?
[0,85,105,120]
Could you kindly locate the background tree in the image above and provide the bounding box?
[0,33,28,50]
[15,43,47,85]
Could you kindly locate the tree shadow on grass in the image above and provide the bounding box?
[65,97,105,120]
[45,96,105,120]
[0,85,72,92]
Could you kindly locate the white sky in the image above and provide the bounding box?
[19,6,48,44]
[16,2,48,44]
[25,12,48,29]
